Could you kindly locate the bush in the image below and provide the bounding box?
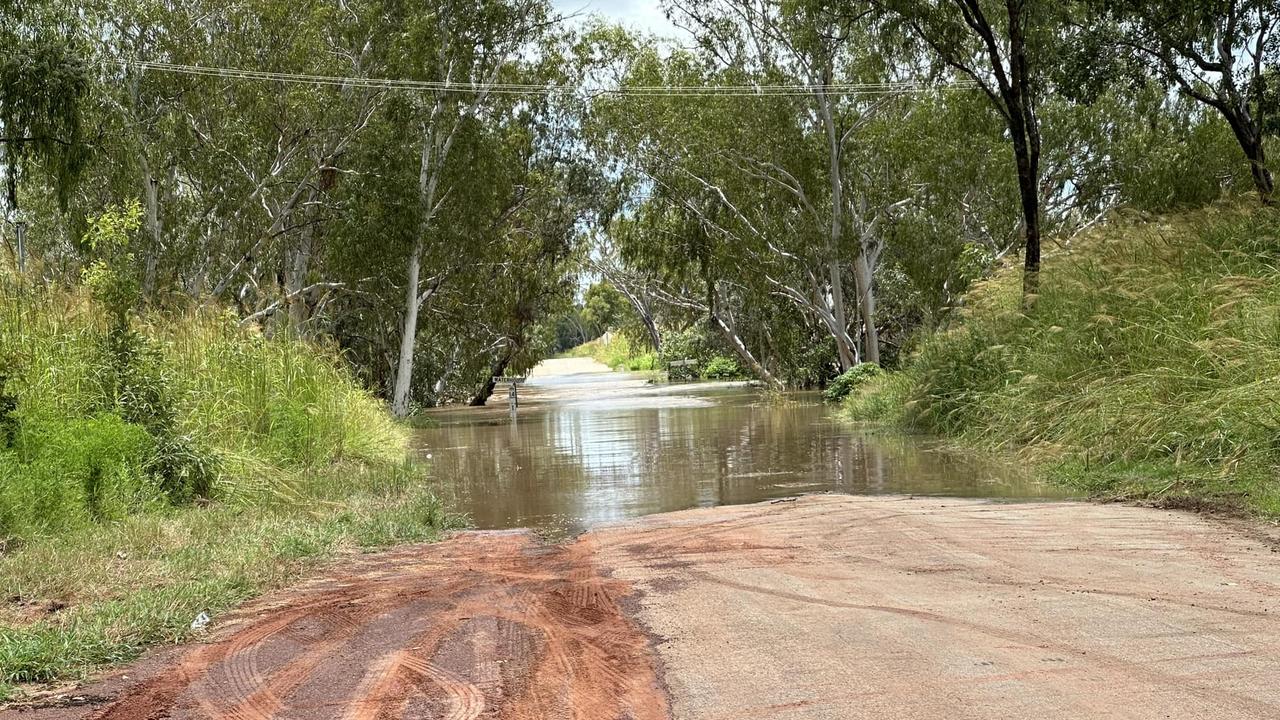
[0,416,158,538]
[0,281,408,542]
[701,355,741,380]
[624,352,658,371]
[658,326,717,367]
[821,363,884,402]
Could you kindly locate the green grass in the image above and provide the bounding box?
[561,334,657,371]
[846,202,1280,517]
[563,335,747,381]
[0,463,460,690]
[0,280,460,697]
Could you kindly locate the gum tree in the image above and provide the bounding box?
[873,0,1063,302]
[1089,0,1280,204]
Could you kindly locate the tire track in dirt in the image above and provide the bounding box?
[19,532,668,720]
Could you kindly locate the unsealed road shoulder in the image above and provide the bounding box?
[594,495,1280,719]
[10,495,1280,719]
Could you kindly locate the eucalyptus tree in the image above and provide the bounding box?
[667,0,935,366]
[588,233,665,352]
[386,0,557,417]
[0,0,89,219]
[1086,0,1280,204]
[588,5,919,371]
[872,0,1068,302]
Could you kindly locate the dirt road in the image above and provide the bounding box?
[13,495,1280,719]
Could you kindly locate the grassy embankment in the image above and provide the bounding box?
[847,204,1280,517]
[563,334,746,380]
[563,334,659,372]
[0,280,459,698]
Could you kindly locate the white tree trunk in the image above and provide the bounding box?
[818,76,855,372]
[853,251,879,365]
[390,239,423,417]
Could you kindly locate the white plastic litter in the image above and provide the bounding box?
[191,611,211,630]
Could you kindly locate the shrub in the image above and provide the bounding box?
[658,326,717,368]
[624,353,658,371]
[822,363,884,403]
[701,355,741,380]
[1,415,159,538]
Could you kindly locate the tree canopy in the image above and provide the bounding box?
[0,0,1266,399]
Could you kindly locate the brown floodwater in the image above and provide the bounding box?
[413,366,1070,537]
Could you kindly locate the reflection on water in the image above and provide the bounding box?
[415,381,1068,537]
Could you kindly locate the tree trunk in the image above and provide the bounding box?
[391,118,450,417]
[852,252,879,365]
[390,240,423,418]
[818,72,855,372]
[814,59,855,371]
[1225,114,1275,205]
[1003,0,1042,305]
[470,348,514,406]
[285,209,315,333]
[140,157,161,299]
[1012,131,1041,303]
[828,261,856,371]
[709,312,782,389]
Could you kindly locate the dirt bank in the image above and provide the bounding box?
[11,495,1280,719]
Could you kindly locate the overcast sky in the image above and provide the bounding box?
[551,0,682,38]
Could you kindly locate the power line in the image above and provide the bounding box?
[136,61,978,98]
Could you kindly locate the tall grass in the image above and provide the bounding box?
[0,279,457,696]
[847,204,1280,515]
[562,334,658,371]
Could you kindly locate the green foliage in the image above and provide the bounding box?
[822,363,883,403]
[700,355,741,380]
[581,282,629,336]
[0,415,157,538]
[0,275,452,691]
[0,277,409,545]
[0,0,89,209]
[656,326,709,364]
[848,204,1280,516]
[80,200,142,326]
[0,464,461,687]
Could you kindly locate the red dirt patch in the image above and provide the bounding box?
[9,532,667,720]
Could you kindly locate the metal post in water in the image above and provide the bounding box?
[495,376,526,419]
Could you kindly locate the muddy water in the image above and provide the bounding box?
[414,368,1068,537]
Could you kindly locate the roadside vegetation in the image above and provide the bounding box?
[562,333,748,382]
[846,204,1280,517]
[0,206,457,696]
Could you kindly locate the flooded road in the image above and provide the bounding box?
[415,358,1067,536]
[33,360,1279,720]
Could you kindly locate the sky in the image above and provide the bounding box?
[551,0,683,38]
